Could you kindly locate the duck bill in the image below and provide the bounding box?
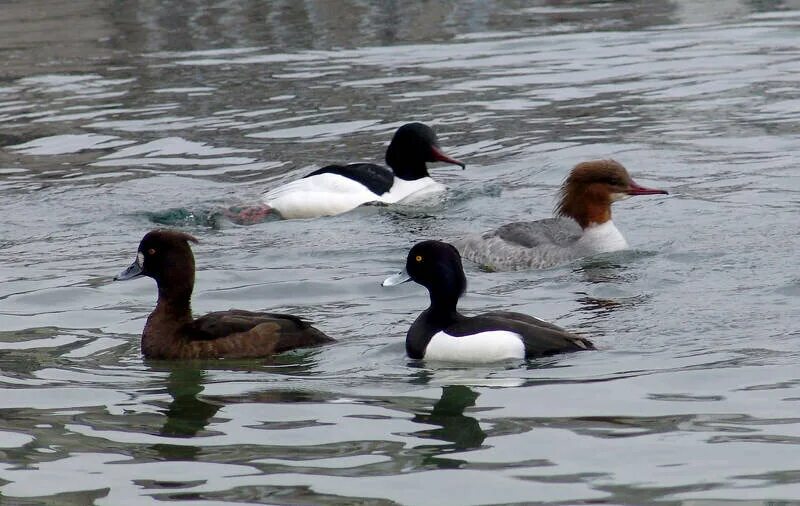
[627,181,668,196]
[382,269,411,287]
[430,145,466,169]
[115,258,144,281]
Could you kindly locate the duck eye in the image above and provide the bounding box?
[147,248,156,256]
[415,255,423,262]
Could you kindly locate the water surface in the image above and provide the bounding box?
[1,1,800,504]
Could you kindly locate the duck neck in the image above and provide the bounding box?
[427,290,461,323]
[558,186,612,229]
[576,200,611,229]
[153,275,194,322]
[142,280,193,357]
[393,161,429,181]
[386,146,429,181]
[407,294,461,360]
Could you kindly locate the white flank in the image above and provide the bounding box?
[576,220,628,254]
[262,173,446,219]
[423,330,525,363]
[262,173,381,219]
[379,177,445,204]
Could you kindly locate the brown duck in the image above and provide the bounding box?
[115,230,334,359]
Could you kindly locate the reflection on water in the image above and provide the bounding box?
[1,0,800,504]
[154,367,220,460]
[574,295,629,316]
[413,385,487,467]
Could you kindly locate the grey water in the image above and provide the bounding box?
[1,0,800,504]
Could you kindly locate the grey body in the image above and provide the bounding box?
[456,217,586,270]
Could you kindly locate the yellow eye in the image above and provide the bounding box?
[415,255,423,262]
[148,248,156,255]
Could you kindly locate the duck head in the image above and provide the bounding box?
[385,123,465,180]
[555,159,668,228]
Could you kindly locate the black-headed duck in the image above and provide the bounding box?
[115,230,334,359]
[252,122,465,220]
[383,240,594,362]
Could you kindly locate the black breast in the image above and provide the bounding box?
[304,163,394,196]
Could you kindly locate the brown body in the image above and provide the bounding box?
[116,230,334,359]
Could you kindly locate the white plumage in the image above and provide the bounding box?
[262,173,445,219]
[423,330,526,362]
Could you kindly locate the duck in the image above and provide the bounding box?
[256,122,465,220]
[455,160,668,270]
[115,230,334,359]
[382,240,593,362]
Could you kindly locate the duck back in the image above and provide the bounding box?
[453,313,594,357]
[303,163,394,196]
[457,217,583,270]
